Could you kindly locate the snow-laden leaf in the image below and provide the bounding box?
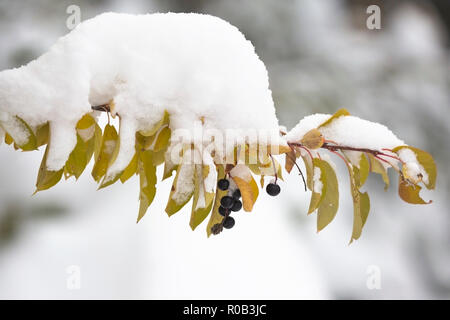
[318,108,350,128]
[91,124,118,183]
[230,164,259,212]
[165,151,195,216]
[1,116,37,151]
[35,145,63,193]
[398,177,430,205]
[65,114,98,180]
[139,110,169,137]
[312,158,339,231]
[367,154,389,190]
[190,164,215,230]
[137,149,157,222]
[393,146,436,190]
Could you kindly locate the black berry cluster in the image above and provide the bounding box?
[217,177,243,230]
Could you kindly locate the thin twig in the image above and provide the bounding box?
[285,152,307,191]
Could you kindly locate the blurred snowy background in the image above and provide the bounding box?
[0,0,449,299]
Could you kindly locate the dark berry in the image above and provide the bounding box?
[218,206,228,216]
[217,179,229,191]
[231,200,242,212]
[220,196,235,209]
[266,183,281,196]
[232,189,241,199]
[223,216,235,229]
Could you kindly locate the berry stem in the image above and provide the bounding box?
[269,154,278,184]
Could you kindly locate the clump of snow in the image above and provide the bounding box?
[397,148,429,185]
[0,113,31,146]
[287,113,405,151]
[230,164,252,182]
[313,167,323,194]
[0,12,282,173]
[286,114,329,143]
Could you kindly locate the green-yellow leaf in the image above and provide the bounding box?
[35,122,49,147]
[313,158,339,232]
[120,151,138,183]
[65,134,88,179]
[349,190,370,243]
[352,153,369,189]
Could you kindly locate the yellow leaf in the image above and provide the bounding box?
[398,177,430,205]
[313,158,339,232]
[318,108,350,128]
[301,129,324,149]
[4,132,13,145]
[230,166,259,212]
[76,113,96,130]
[137,150,157,222]
[91,124,118,182]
